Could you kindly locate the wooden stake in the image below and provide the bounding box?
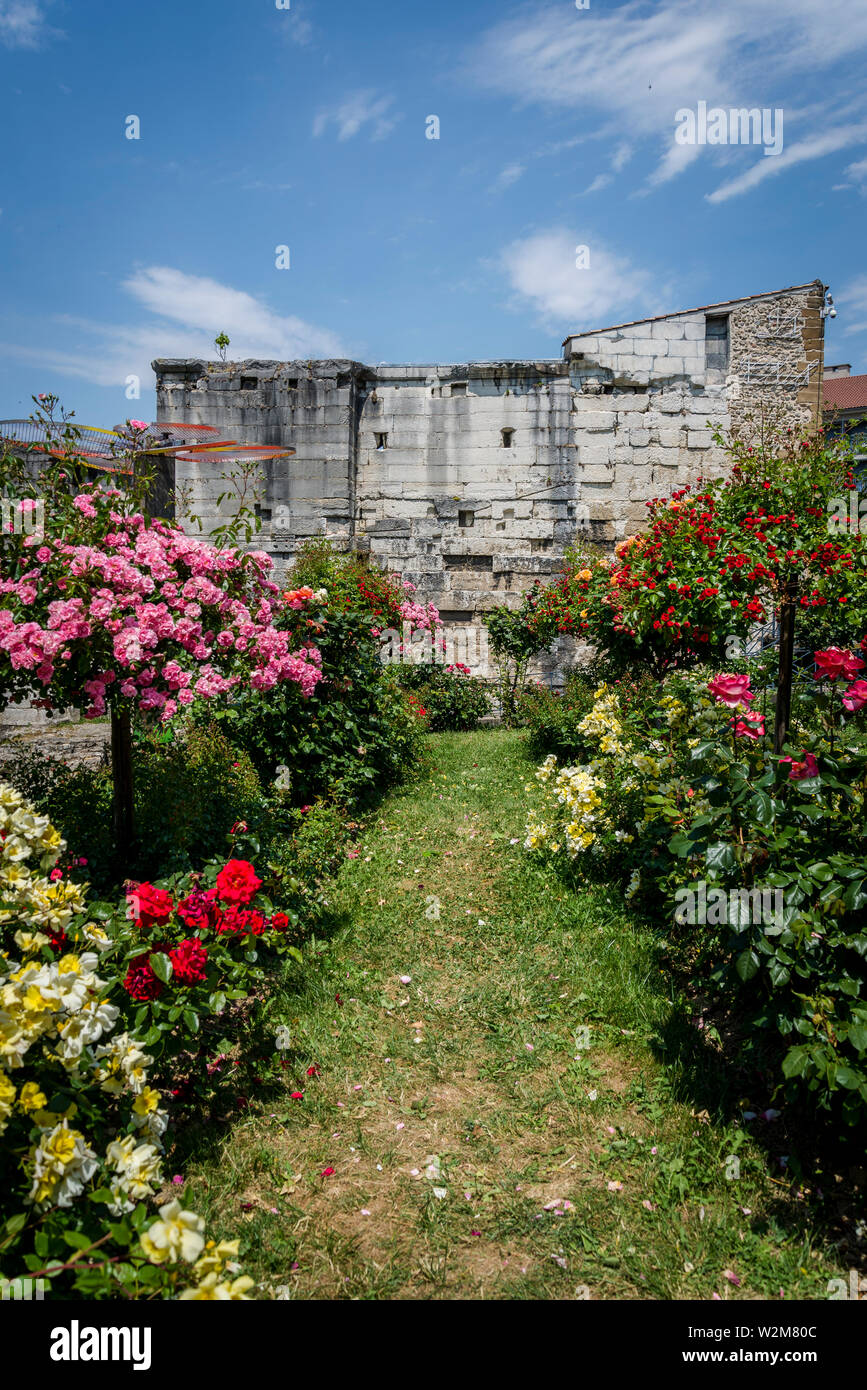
[774,583,797,755]
[111,705,135,863]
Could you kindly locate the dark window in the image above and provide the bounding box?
[458,510,474,528]
[285,378,298,389]
[375,433,388,450]
[240,376,258,391]
[705,315,729,370]
[254,505,272,522]
[501,428,515,448]
[451,382,467,396]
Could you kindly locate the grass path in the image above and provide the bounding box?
[187,730,850,1300]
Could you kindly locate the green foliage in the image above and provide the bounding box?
[132,722,265,880]
[203,544,429,808]
[392,663,491,731]
[0,722,267,895]
[518,665,660,759]
[483,606,550,725]
[522,663,867,1133]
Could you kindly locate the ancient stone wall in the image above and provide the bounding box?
[153,280,826,682]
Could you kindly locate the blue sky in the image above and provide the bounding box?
[1,0,866,427]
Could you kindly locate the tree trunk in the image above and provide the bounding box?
[774,583,797,755]
[111,706,135,863]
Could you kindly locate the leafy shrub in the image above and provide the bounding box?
[482,605,551,725]
[0,721,267,894]
[518,665,660,759]
[490,428,867,679]
[132,722,265,881]
[522,651,867,1130]
[0,784,253,1300]
[392,663,491,731]
[203,546,434,808]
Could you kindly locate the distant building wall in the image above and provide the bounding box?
[154,280,825,681]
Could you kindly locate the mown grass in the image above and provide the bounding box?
[172,729,858,1300]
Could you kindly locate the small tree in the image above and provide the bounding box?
[483,606,550,726]
[0,400,323,865]
[215,332,230,362]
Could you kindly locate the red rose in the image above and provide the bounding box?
[735,710,765,741]
[177,887,219,932]
[216,905,266,937]
[842,680,867,713]
[128,882,174,929]
[708,673,755,709]
[169,937,209,985]
[215,859,262,905]
[781,751,819,780]
[123,955,163,1001]
[814,647,865,682]
[270,912,290,932]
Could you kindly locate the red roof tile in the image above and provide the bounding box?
[823,374,867,411]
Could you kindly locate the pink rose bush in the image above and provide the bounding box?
[0,484,323,722]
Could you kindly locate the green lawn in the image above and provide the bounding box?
[176,729,851,1300]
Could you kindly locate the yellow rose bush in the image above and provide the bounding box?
[0,784,250,1299]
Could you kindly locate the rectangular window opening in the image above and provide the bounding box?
[451,382,467,397]
[705,315,730,370]
[501,428,515,448]
[239,376,258,391]
[458,510,475,528]
[375,433,388,450]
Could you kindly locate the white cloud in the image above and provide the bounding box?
[583,141,635,193]
[2,267,346,392]
[706,124,867,202]
[842,157,867,193]
[0,0,59,48]
[497,227,655,331]
[489,163,525,194]
[313,90,398,142]
[466,1,867,194]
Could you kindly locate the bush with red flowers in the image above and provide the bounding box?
[497,428,867,681]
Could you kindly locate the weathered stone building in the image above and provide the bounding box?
[154,279,826,676]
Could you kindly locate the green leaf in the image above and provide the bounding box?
[768,959,790,987]
[808,862,834,883]
[149,952,173,985]
[782,1046,809,1078]
[748,790,774,827]
[835,1066,862,1090]
[4,1212,27,1236]
[735,949,760,982]
[62,1230,94,1251]
[706,842,737,872]
[182,1009,199,1033]
[208,991,227,1015]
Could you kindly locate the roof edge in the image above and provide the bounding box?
[561,280,826,348]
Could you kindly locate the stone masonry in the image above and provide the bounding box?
[153,280,827,680]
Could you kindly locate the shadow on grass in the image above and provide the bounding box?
[536,846,867,1268]
[163,904,356,1172]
